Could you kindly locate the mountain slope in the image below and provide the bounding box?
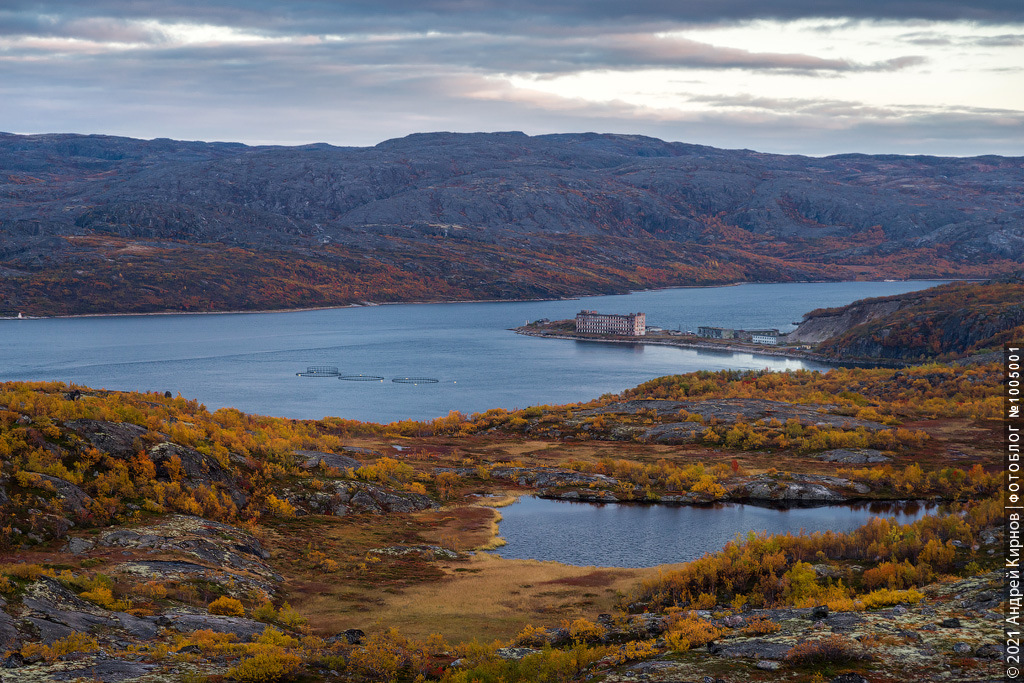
[1,131,1022,315]
[791,275,1024,360]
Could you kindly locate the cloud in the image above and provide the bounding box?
[0,2,1021,155]
[4,1,1022,35]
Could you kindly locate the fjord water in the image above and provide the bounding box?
[0,281,946,423]
[492,497,940,568]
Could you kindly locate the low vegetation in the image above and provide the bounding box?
[0,358,1005,681]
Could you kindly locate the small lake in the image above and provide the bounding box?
[490,496,942,568]
[0,280,947,422]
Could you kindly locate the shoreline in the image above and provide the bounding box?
[513,327,910,368]
[0,278,956,321]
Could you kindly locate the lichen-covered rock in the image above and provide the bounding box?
[159,612,269,640]
[94,515,278,580]
[286,480,437,516]
[64,419,148,459]
[296,449,365,471]
[816,448,891,464]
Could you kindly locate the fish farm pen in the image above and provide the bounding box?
[297,367,445,384]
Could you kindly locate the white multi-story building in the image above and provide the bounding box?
[575,310,646,336]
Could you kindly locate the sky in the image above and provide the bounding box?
[1,1,1022,156]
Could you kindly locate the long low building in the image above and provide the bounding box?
[575,310,646,336]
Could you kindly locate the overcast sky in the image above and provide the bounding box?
[2,1,1022,156]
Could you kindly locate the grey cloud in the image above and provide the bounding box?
[2,44,1018,157]
[3,0,1022,39]
[0,26,928,76]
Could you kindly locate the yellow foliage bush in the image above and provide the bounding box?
[513,624,548,647]
[567,617,605,643]
[861,587,924,609]
[21,632,99,662]
[208,596,245,617]
[664,613,723,652]
[226,644,302,683]
[80,585,131,611]
[608,639,659,664]
[265,494,296,517]
[741,615,782,636]
[276,602,307,629]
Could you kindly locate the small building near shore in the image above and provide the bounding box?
[698,326,734,339]
[575,310,646,336]
[751,334,779,345]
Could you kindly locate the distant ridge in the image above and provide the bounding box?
[0,132,1021,315]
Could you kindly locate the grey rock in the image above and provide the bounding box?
[0,610,21,651]
[756,660,781,671]
[64,419,148,459]
[297,449,365,471]
[816,448,891,464]
[975,643,1004,659]
[952,642,972,654]
[95,515,277,580]
[496,647,540,660]
[63,537,96,554]
[712,639,791,660]
[163,613,269,640]
[33,474,93,522]
[941,617,962,628]
[50,660,158,681]
[831,675,869,683]
[641,422,709,443]
[825,612,864,632]
[2,653,23,668]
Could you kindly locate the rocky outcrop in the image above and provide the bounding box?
[64,419,149,459]
[65,515,278,581]
[435,466,617,488]
[815,448,891,464]
[640,422,710,443]
[284,480,437,516]
[728,474,868,502]
[789,298,905,343]
[296,449,367,471]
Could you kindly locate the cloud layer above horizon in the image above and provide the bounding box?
[2,1,1021,155]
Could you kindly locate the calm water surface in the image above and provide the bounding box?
[0,281,947,422]
[491,497,942,568]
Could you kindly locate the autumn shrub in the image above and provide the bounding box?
[664,613,723,652]
[174,629,240,655]
[276,602,307,629]
[566,617,606,644]
[226,644,301,683]
[253,600,278,623]
[514,624,549,647]
[348,628,426,680]
[265,494,297,517]
[861,587,924,609]
[608,639,659,664]
[208,596,245,617]
[784,635,870,666]
[741,616,781,636]
[21,632,99,662]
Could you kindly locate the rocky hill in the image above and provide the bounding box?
[790,275,1024,360]
[1,131,1022,315]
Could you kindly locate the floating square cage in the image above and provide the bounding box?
[296,365,340,377]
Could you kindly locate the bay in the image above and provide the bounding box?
[0,280,947,423]
[490,496,942,568]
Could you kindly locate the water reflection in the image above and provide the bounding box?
[491,497,944,568]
